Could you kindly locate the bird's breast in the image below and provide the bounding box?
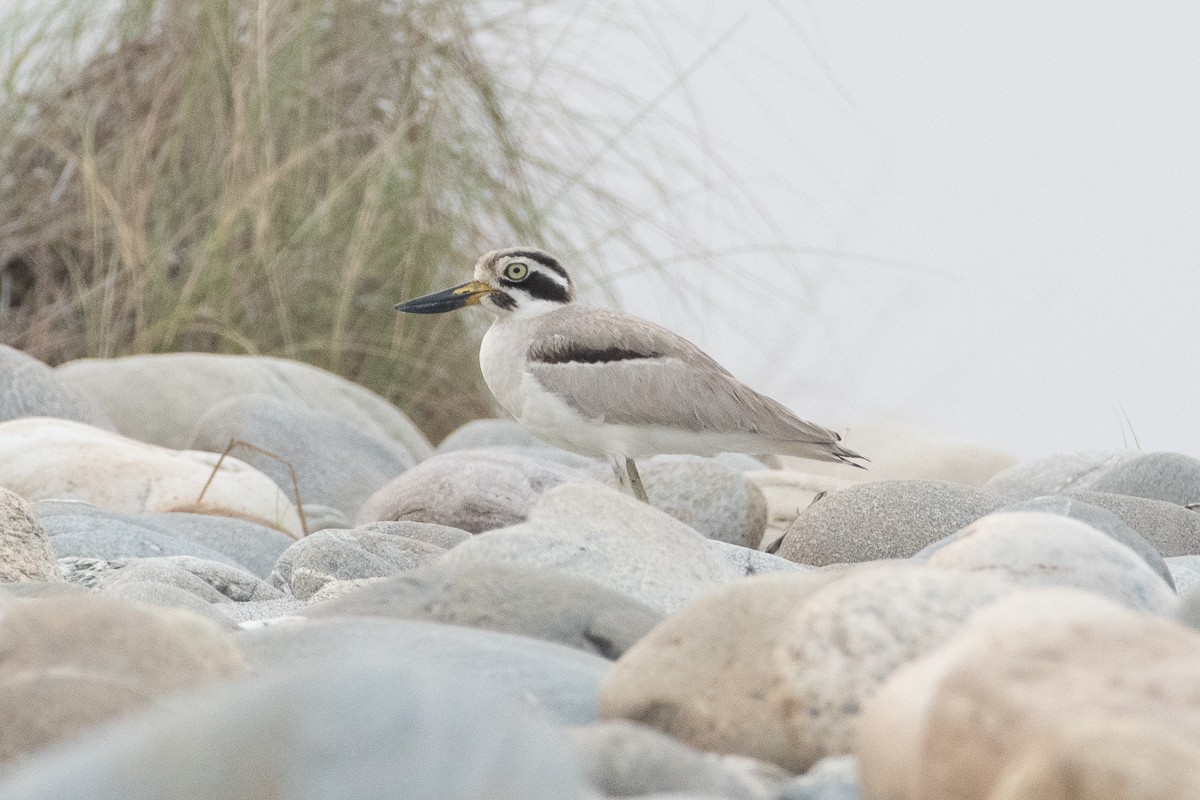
[479,319,530,418]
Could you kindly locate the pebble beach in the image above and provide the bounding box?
[0,343,1197,799]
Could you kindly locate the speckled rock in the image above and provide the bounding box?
[0,658,586,800]
[0,345,111,428]
[438,482,743,614]
[746,470,848,549]
[858,589,1200,800]
[270,529,444,600]
[1088,451,1200,507]
[987,494,1173,587]
[569,720,788,800]
[48,516,255,571]
[54,352,432,459]
[597,457,769,548]
[1069,490,1200,556]
[600,564,1012,772]
[307,562,662,659]
[357,449,588,533]
[190,394,417,517]
[775,480,1009,566]
[100,556,283,602]
[0,418,302,535]
[353,519,471,549]
[239,617,609,724]
[984,450,1132,498]
[0,488,61,583]
[924,512,1176,612]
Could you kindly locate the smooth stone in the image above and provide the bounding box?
[984,450,1132,498]
[438,482,743,614]
[270,529,444,600]
[1167,556,1200,596]
[0,596,243,693]
[437,419,596,469]
[0,418,302,535]
[1069,490,1200,556]
[0,669,155,768]
[1088,451,1200,507]
[299,503,353,532]
[599,564,1012,772]
[50,520,251,571]
[100,582,235,627]
[597,457,769,548]
[190,394,417,518]
[775,480,1009,566]
[985,494,1173,588]
[239,617,610,724]
[356,449,587,533]
[143,512,293,578]
[0,488,61,583]
[924,512,1176,613]
[569,720,788,800]
[746,470,848,548]
[0,658,585,800]
[304,577,386,605]
[857,589,1200,800]
[101,556,283,602]
[54,352,433,460]
[706,540,809,576]
[780,423,1015,487]
[0,345,111,428]
[307,562,663,659]
[355,519,471,549]
[776,756,859,800]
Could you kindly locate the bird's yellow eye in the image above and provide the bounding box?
[503,261,529,281]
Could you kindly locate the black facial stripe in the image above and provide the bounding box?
[504,250,569,281]
[490,291,517,311]
[531,342,657,365]
[507,271,571,304]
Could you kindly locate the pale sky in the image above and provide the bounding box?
[583,1,1200,461]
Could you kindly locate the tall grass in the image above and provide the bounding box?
[0,0,707,440]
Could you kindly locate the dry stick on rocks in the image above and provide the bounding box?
[195,438,310,539]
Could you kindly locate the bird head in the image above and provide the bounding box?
[394,247,574,318]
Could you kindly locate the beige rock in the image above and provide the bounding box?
[779,422,1015,488]
[600,563,1012,772]
[0,596,245,694]
[0,417,302,535]
[927,511,1177,613]
[857,589,1200,800]
[0,487,61,583]
[55,352,432,459]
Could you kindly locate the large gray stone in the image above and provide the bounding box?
[925,494,1174,589]
[1070,491,1200,556]
[239,617,609,724]
[47,514,249,570]
[190,394,417,518]
[307,562,663,659]
[0,658,587,800]
[438,482,743,614]
[706,540,809,576]
[1088,452,1200,507]
[54,352,433,460]
[569,720,788,799]
[925,512,1176,613]
[101,556,283,603]
[270,529,445,600]
[984,451,1133,498]
[436,418,596,469]
[355,519,471,549]
[0,488,61,583]
[100,582,236,627]
[357,449,588,533]
[775,480,1009,566]
[597,457,769,548]
[0,345,111,428]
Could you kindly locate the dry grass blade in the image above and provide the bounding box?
[195,437,309,540]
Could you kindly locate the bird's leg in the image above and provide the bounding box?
[624,456,649,503]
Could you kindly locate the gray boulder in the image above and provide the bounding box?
[307,562,663,659]
[239,617,610,724]
[1088,452,1200,507]
[1070,491,1200,556]
[143,512,293,578]
[0,345,111,428]
[0,658,586,800]
[984,451,1132,498]
[355,519,471,549]
[100,556,283,603]
[357,449,588,533]
[775,480,1009,566]
[0,488,61,583]
[190,394,417,517]
[48,516,249,570]
[100,582,235,627]
[270,529,445,600]
[569,720,788,799]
